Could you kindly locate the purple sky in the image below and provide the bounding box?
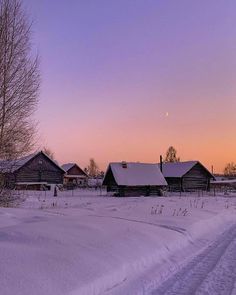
[24,0,236,172]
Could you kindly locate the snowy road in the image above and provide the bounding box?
[1,194,236,295]
[152,224,236,295]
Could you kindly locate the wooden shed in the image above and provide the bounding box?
[159,161,214,191]
[62,163,88,188]
[103,162,167,196]
[0,151,65,190]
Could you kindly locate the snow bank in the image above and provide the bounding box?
[0,191,236,295]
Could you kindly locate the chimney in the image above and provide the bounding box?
[160,155,163,172]
[121,161,127,168]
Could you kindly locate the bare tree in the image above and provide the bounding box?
[0,0,39,160]
[42,147,54,160]
[165,146,180,163]
[86,158,99,177]
[224,162,236,177]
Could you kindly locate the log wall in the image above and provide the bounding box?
[15,153,64,184]
[182,163,210,191]
[166,163,212,192]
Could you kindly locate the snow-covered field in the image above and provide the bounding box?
[1,189,236,295]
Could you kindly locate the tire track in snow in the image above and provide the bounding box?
[152,224,236,295]
[89,214,186,234]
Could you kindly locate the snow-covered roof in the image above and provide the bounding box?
[0,152,38,173]
[0,151,64,173]
[159,161,212,178]
[211,179,236,184]
[104,162,167,186]
[61,163,75,172]
[214,176,230,182]
[61,163,88,176]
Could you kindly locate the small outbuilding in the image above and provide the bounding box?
[0,151,65,190]
[102,162,167,196]
[159,161,214,191]
[210,179,236,192]
[62,163,88,188]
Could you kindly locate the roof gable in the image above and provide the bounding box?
[0,151,65,173]
[103,162,167,186]
[62,163,88,176]
[61,163,75,172]
[159,161,213,178]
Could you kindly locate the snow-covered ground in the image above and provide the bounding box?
[152,224,236,294]
[1,189,236,295]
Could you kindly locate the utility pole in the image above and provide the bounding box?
[160,155,163,172]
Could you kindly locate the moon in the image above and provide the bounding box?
[165,112,169,117]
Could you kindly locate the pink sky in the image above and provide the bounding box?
[24,0,236,173]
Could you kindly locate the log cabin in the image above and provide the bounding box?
[62,163,88,188]
[102,162,167,196]
[159,161,214,191]
[0,151,65,190]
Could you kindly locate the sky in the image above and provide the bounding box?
[23,0,236,173]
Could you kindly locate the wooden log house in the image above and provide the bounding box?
[62,163,88,188]
[102,162,167,196]
[0,151,65,190]
[159,161,214,192]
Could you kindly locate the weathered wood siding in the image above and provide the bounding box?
[67,165,86,176]
[103,166,164,196]
[165,178,182,191]
[2,173,15,189]
[182,163,210,191]
[15,153,64,184]
[119,186,163,197]
[103,167,117,192]
[165,163,212,191]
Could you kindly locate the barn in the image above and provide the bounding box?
[0,151,65,190]
[103,162,167,196]
[159,161,214,191]
[62,163,88,188]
